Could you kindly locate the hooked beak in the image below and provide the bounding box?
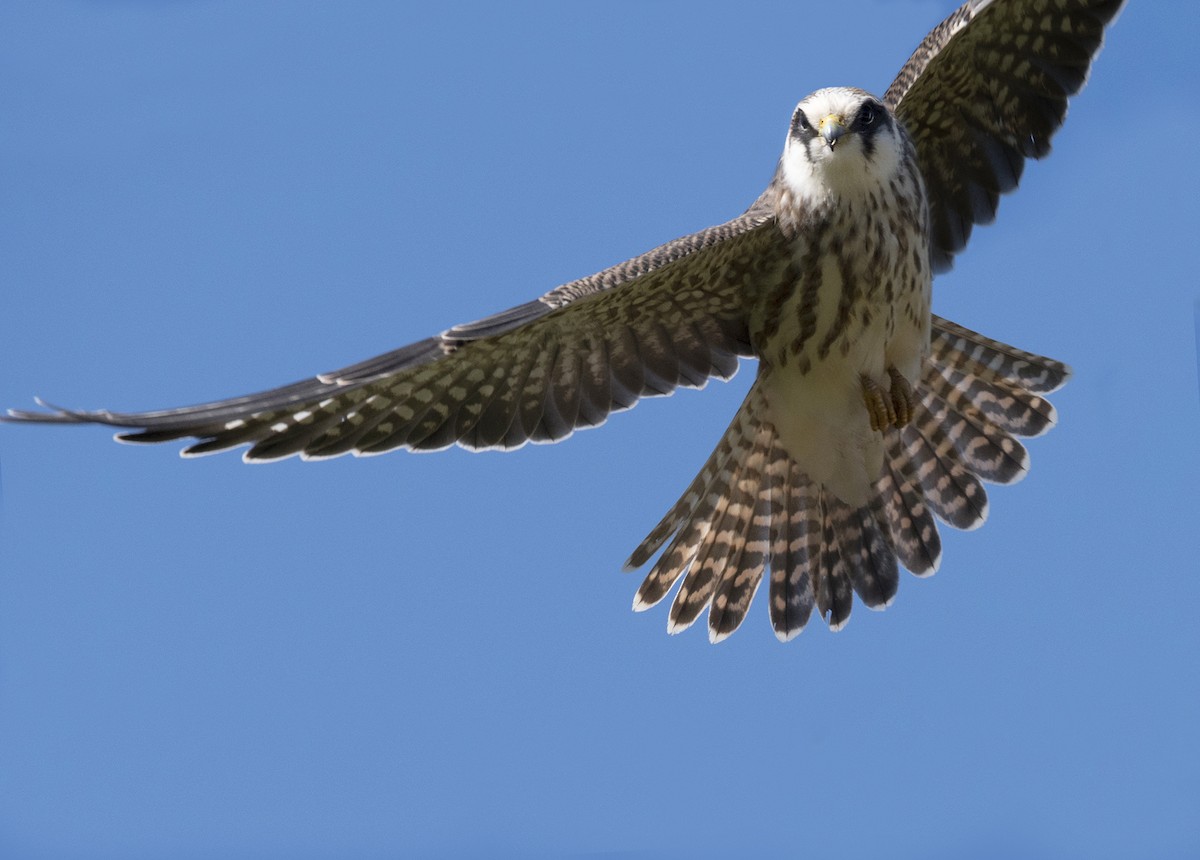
[819,114,847,149]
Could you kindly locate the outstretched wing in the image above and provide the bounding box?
[884,0,1124,273]
[6,198,786,460]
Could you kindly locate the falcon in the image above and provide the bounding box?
[5,0,1123,642]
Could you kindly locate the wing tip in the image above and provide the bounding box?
[870,594,898,612]
[957,497,990,532]
[1041,363,1074,396]
[910,549,942,579]
[2,397,88,424]
[708,626,734,645]
[773,625,804,643]
[666,615,698,636]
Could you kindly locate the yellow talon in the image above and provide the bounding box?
[862,368,916,432]
[887,366,915,428]
[861,375,896,432]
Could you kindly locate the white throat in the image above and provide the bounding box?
[780,132,902,206]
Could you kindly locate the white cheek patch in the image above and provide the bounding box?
[780,126,903,204]
[780,138,833,207]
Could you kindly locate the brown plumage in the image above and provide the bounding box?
[4,0,1119,642]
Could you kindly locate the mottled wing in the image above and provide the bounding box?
[6,199,786,459]
[884,0,1124,272]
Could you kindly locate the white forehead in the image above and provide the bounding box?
[797,87,875,117]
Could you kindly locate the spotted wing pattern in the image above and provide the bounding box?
[626,316,1069,642]
[7,200,784,458]
[885,0,1124,272]
[3,0,1116,645]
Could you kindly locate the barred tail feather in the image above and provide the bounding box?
[626,319,1068,642]
[766,464,818,641]
[878,440,942,576]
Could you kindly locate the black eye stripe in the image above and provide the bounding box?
[792,100,889,142]
[791,108,815,141]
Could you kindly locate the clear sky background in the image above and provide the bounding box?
[1,1,1196,857]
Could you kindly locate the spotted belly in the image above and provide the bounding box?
[757,239,930,507]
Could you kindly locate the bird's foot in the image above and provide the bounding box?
[861,368,915,432]
[887,366,915,428]
[860,375,897,432]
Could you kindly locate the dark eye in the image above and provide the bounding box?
[794,110,811,133]
[859,103,877,126]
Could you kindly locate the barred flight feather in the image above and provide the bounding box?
[627,321,1066,641]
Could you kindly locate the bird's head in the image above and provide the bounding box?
[779,87,904,204]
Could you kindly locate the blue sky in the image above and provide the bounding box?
[1,1,1196,857]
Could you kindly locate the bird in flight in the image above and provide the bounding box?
[6,0,1123,642]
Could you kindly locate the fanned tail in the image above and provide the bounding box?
[626,316,1069,642]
